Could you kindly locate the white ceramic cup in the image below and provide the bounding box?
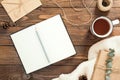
[90,16,120,38]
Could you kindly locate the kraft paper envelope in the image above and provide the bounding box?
[1,0,42,22]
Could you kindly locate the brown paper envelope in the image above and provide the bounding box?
[1,0,42,22]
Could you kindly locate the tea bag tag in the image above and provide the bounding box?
[112,19,120,25]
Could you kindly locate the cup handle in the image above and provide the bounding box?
[112,19,120,26]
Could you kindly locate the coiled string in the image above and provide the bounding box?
[52,0,95,26]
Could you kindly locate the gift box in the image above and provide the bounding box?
[91,50,120,80]
[1,0,42,22]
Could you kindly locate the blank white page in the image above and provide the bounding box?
[11,26,49,74]
[36,15,76,63]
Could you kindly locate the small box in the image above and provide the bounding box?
[92,50,120,80]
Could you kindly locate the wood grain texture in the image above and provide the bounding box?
[0,0,120,80]
[0,46,88,65]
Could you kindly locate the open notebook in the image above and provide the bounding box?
[10,14,76,74]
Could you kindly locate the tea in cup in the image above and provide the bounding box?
[90,16,120,38]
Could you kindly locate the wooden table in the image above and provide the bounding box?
[0,0,120,80]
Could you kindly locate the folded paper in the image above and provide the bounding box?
[1,0,42,22]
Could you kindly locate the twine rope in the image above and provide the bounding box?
[96,65,120,73]
[52,0,95,26]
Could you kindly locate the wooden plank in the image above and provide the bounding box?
[0,26,97,46]
[40,0,120,8]
[0,6,120,23]
[31,65,78,80]
[0,46,88,65]
[0,0,120,8]
[0,64,83,80]
[0,26,120,46]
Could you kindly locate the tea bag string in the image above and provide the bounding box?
[52,0,94,26]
